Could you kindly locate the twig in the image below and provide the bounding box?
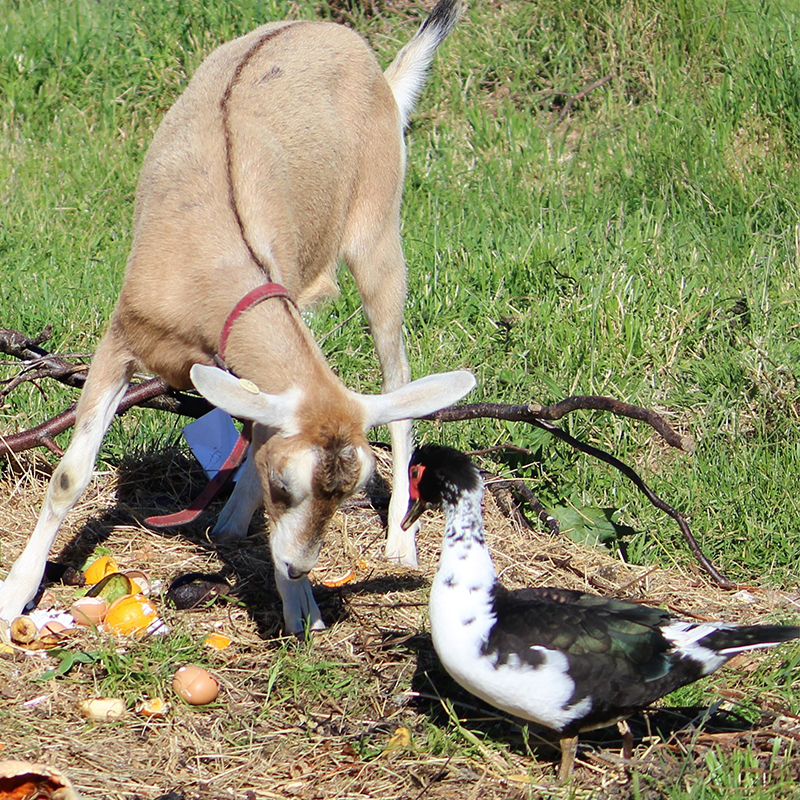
[0,327,212,420]
[486,476,560,536]
[427,398,694,452]
[535,418,729,587]
[317,305,364,344]
[0,326,89,396]
[541,73,615,123]
[427,402,726,586]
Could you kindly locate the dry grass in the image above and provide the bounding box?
[1,447,799,799]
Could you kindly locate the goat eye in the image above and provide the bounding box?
[269,471,292,501]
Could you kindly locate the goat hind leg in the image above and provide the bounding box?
[0,332,134,623]
[385,417,416,564]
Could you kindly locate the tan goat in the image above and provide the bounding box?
[0,0,473,634]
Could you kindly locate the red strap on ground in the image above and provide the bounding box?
[144,283,292,528]
[144,422,252,528]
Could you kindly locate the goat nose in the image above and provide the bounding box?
[286,564,309,580]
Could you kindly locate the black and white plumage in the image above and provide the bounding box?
[402,444,800,780]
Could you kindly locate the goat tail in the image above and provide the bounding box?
[384,0,464,128]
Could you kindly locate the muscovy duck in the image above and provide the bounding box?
[403,444,800,780]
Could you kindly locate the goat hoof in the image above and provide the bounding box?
[384,549,419,568]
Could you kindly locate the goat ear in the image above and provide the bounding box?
[357,370,476,429]
[190,364,300,430]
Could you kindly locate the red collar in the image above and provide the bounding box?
[217,282,294,365]
[146,283,293,529]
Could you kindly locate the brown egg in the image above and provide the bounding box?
[70,596,107,627]
[172,665,220,705]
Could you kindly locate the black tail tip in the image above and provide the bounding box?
[420,0,464,38]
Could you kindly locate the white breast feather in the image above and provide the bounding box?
[429,518,592,731]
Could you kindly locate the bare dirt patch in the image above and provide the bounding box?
[1,447,799,799]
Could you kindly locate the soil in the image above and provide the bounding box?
[1,447,799,799]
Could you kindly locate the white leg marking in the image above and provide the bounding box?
[275,572,325,635]
[0,374,130,623]
[385,417,418,565]
[212,445,262,542]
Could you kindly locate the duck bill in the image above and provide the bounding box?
[401,498,425,530]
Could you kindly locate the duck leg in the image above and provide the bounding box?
[557,735,579,782]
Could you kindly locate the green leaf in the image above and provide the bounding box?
[36,649,101,681]
[549,503,636,548]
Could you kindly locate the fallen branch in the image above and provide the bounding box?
[0,325,89,396]
[540,419,728,587]
[0,326,727,585]
[427,402,727,587]
[427,398,693,452]
[486,476,561,537]
[0,327,213,457]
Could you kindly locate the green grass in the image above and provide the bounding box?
[3,0,800,795]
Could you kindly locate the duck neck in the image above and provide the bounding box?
[435,483,497,594]
[428,481,498,659]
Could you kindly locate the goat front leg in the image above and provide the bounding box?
[0,333,134,623]
[275,570,325,635]
[348,231,417,565]
[211,444,262,543]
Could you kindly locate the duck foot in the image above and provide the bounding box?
[617,719,634,761]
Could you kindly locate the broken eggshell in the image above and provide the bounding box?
[0,760,82,800]
[70,596,107,628]
[39,619,69,637]
[123,570,151,596]
[36,619,73,648]
[136,697,170,718]
[35,590,59,610]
